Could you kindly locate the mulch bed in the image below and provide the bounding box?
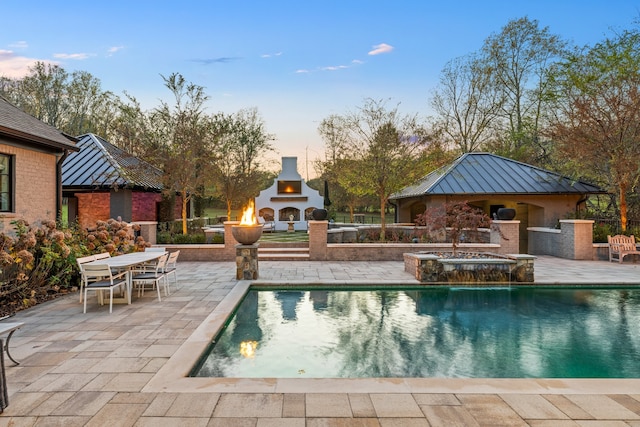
[0,288,76,318]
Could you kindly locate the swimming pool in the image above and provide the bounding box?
[190,287,640,378]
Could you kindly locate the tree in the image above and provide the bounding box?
[149,73,218,234]
[212,108,275,219]
[0,62,119,139]
[415,201,491,256]
[334,98,433,240]
[481,17,566,164]
[13,62,69,129]
[317,115,364,221]
[546,27,640,231]
[430,53,503,153]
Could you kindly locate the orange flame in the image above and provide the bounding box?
[240,340,258,358]
[240,200,258,226]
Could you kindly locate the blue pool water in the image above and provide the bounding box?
[190,287,640,378]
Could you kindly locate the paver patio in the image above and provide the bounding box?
[1,256,640,426]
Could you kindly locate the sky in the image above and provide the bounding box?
[1,1,638,178]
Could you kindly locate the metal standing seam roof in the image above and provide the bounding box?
[0,96,78,151]
[62,133,163,191]
[390,152,606,200]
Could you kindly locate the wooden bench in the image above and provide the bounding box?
[0,317,24,366]
[607,234,640,263]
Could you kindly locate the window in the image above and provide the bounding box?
[0,154,13,212]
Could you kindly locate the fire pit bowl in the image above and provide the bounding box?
[231,224,264,245]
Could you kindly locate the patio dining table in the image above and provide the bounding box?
[85,251,167,305]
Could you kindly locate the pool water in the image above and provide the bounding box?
[190,287,640,378]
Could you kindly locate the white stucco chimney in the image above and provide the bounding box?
[279,157,302,180]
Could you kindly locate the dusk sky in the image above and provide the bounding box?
[1,1,638,177]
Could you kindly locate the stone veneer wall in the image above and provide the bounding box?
[527,227,561,257]
[165,219,597,262]
[527,220,594,260]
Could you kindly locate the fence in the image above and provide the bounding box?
[588,218,640,242]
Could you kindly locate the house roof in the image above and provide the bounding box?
[62,133,163,191]
[390,152,606,200]
[0,96,78,151]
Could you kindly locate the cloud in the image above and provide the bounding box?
[53,52,93,60]
[297,58,365,74]
[368,43,394,55]
[8,41,28,49]
[261,52,283,58]
[107,46,124,56]
[321,65,349,71]
[0,50,58,78]
[192,57,242,65]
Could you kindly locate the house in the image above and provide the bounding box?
[255,157,324,231]
[0,96,79,229]
[62,133,173,229]
[390,152,607,252]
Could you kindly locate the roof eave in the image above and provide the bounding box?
[0,126,79,152]
[391,190,609,200]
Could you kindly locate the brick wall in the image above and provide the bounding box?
[75,191,164,228]
[132,192,161,221]
[0,142,57,230]
[76,192,110,229]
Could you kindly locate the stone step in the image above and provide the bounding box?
[258,246,310,260]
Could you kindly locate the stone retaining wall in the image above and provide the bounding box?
[404,252,536,283]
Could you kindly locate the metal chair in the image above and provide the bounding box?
[132,253,169,301]
[76,255,96,302]
[163,250,180,293]
[82,264,128,314]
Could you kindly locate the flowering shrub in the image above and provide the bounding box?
[0,218,147,316]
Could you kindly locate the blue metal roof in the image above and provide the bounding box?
[391,152,606,200]
[62,133,163,191]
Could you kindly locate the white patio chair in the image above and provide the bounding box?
[132,253,169,301]
[163,250,180,293]
[76,255,96,303]
[257,216,275,232]
[82,264,128,314]
[94,252,111,260]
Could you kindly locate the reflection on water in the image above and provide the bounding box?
[192,287,640,378]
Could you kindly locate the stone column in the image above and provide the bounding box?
[490,220,520,254]
[308,220,328,261]
[132,221,157,245]
[236,244,259,279]
[224,221,240,260]
[560,219,594,260]
[509,254,536,282]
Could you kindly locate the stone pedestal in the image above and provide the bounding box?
[560,219,594,260]
[236,244,259,280]
[133,221,158,245]
[308,220,328,261]
[490,220,520,254]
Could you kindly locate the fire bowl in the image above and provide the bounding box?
[231,224,264,245]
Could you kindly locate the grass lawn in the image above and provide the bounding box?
[259,231,309,242]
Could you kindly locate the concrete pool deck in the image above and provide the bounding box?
[2,255,640,425]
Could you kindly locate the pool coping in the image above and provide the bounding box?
[143,280,640,394]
